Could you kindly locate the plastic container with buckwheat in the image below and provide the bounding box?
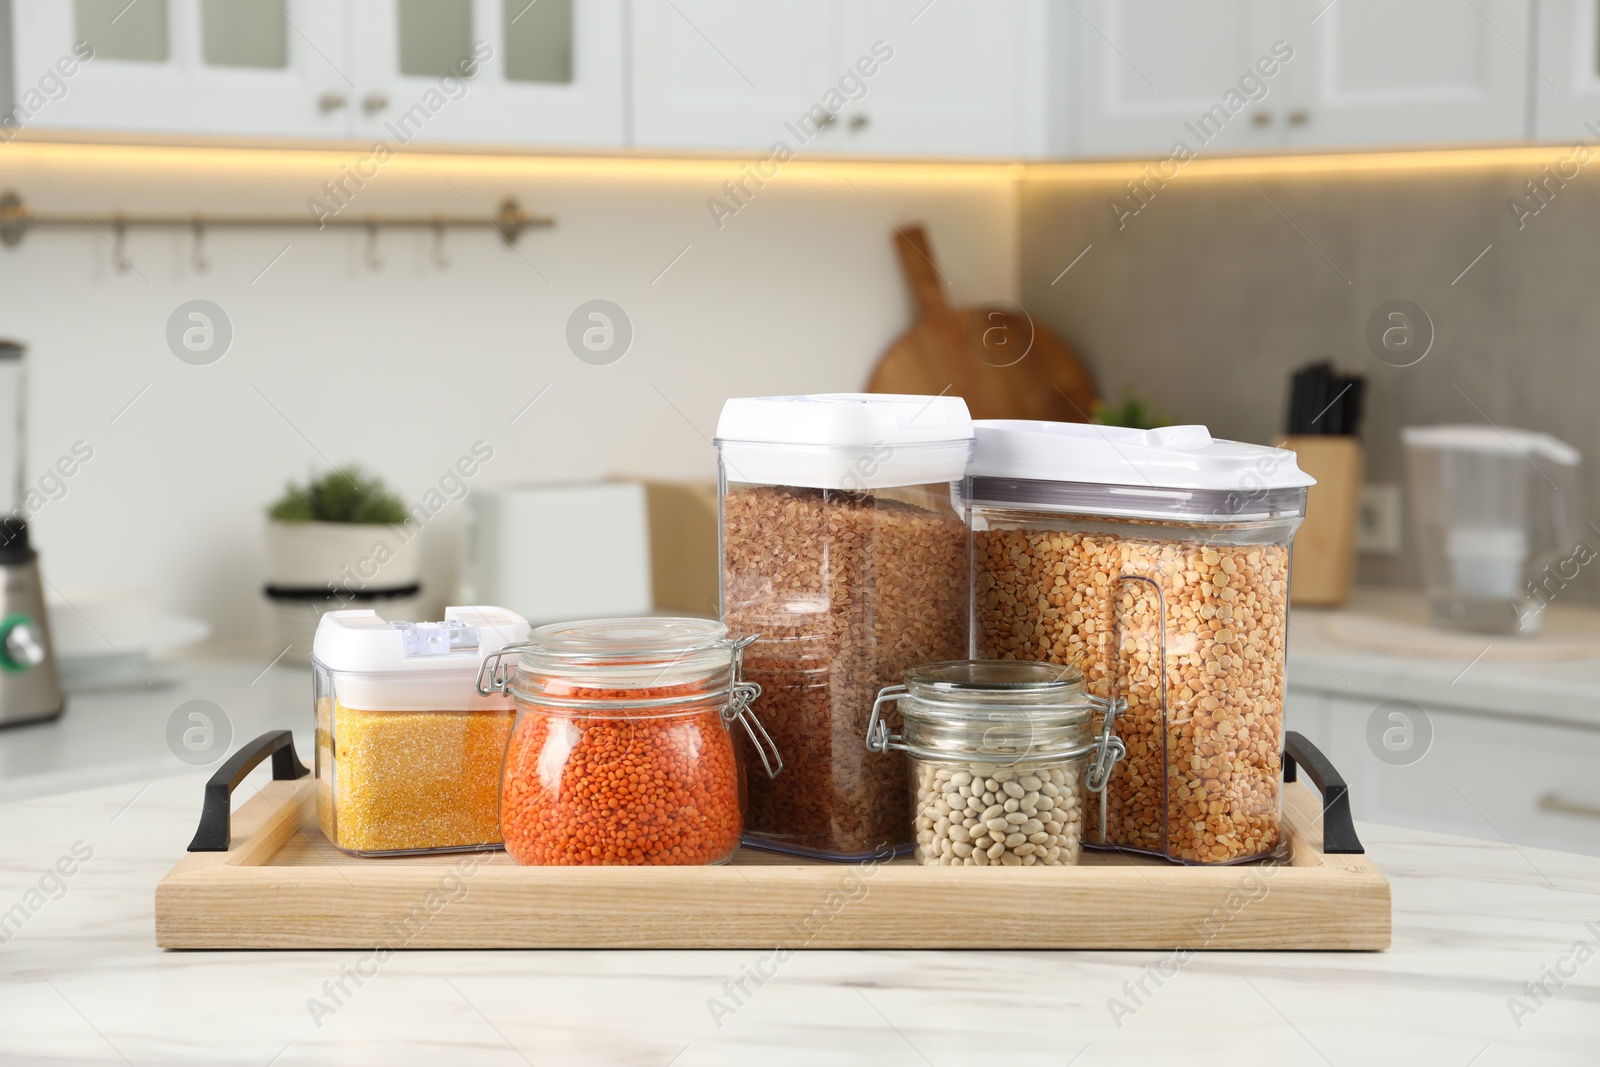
[716,393,974,860]
[962,421,1313,865]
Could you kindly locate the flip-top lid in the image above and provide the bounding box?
[965,420,1312,522]
[313,605,528,674]
[313,606,528,710]
[716,393,973,490]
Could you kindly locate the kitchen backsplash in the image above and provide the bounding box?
[1019,158,1600,604]
[1,145,1018,640]
[15,142,1597,641]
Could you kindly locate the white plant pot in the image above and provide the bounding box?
[265,521,421,590]
[264,521,424,662]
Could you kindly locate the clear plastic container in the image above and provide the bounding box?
[1401,425,1583,635]
[311,606,529,856]
[480,617,780,866]
[716,393,974,859]
[962,421,1311,865]
[867,661,1123,867]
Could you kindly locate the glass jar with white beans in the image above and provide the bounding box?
[866,661,1124,867]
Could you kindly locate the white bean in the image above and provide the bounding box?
[914,759,1088,868]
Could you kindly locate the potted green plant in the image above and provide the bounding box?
[1091,391,1173,430]
[264,468,421,658]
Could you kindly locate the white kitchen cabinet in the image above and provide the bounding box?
[6,0,624,146]
[1068,0,1533,158]
[0,0,1560,157]
[1533,0,1600,141]
[348,0,625,147]
[1066,0,1292,157]
[7,0,349,139]
[1300,691,1600,857]
[1288,0,1531,148]
[630,0,838,151]
[630,0,1041,157]
[826,0,1041,158]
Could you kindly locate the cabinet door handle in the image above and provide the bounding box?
[1288,109,1310,126]
[849,114,870,132]
[318,90,347,113]
[1251,111,1272,127]
[363,92,389,114]
[1539,792,1600,820]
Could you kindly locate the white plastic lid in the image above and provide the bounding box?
[963,420,1312,523]
[715,393,974,490]
[1401,424,1580,466]
[970,420,1315,490]
[313,605,529,711]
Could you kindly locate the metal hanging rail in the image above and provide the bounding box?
[0,189,554,271]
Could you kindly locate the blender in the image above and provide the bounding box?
[0,340,63,726]
[1401,424,1583,636]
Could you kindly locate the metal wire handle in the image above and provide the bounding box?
[865,685,909,754]
[724,680,782,779]
[1084,693,1128,845]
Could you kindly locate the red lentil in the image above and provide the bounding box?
[499,682,744,866]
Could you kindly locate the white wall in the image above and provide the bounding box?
[1,143,1019,643]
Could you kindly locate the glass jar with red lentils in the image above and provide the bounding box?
[479,618,781,866]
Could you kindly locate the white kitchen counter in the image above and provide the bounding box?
[0,654,311,803]
[2,771,1598,1065]
[1288,590,1600,729]
[1283,591,1600,857]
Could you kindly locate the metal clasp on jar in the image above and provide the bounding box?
[1085,693,1128,845]
[475,642,533,696]
[865,684,910,754]
[723,679,783,778]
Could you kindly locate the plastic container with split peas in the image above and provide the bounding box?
[963,421,1313,865]
[480,617,782,866]
[312,606,530,856]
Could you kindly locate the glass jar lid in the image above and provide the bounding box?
[902,660,1091,727]
[522,617,731,667]
[497,617,739,709]
[869,660,1103,765]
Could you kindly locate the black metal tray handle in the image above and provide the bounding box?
[187,730,310,853]
[1283,731,1363,855]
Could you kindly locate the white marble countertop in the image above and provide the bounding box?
[0,654,311,803]
[2,771,1598,1065]
[1288,591,1600,729]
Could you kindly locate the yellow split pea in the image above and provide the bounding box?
[975,520,1289,865]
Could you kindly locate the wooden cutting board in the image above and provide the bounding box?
[867,224,1099,422]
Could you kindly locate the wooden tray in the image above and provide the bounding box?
[155,732,1391,950]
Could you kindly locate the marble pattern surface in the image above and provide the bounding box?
[1,771,1597,1065]
[0,655,311,803]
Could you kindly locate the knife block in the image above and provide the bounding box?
[1278,436,1363,607]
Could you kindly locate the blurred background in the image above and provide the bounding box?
[3,0,1600,855]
